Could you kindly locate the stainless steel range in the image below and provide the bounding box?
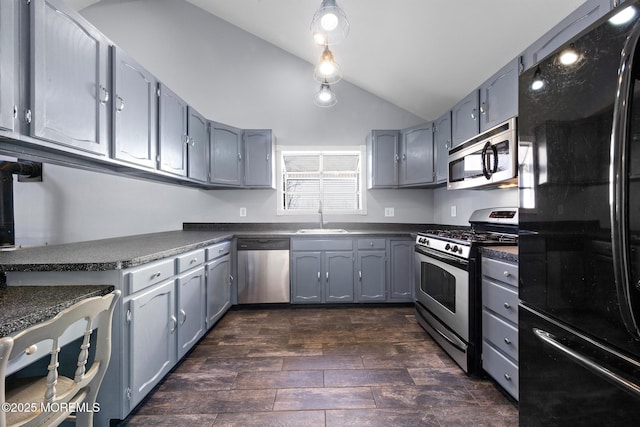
[414,207,518,375]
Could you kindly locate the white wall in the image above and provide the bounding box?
[12,0,437,246]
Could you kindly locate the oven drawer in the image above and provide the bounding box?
[482,310,518,361]
[482,341,519,400]
[482,256,518,287]
[482,278,518,324]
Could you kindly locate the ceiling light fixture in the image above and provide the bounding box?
[313,46,342,84]
[310,0,349,45]
[314,81,337,107]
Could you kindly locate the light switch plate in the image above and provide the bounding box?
[384,207,395,217]
[451,205,457,217]
[239,207,247,217]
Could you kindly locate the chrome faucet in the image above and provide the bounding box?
[318,200,324,229]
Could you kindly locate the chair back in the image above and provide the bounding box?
[0,290,120,427]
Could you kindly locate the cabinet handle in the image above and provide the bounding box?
[170,315,177,333]
[190,258,198,264]
[99,85,109,104]
[503,271,511,277]
[151,271,162,279]
[317,271,321,281]
[326,271,329,281]
[504,373,512,381]
[402,154,406,161]
[480,102,486,115]
[359,271,362,281]
[369,242,374,247]
[180,309,187,326]
[471,108,476,120]
[394,154,399,162]
[503,302,511,309]
[229,274,234,284]
[238,153,242,161]
[25,345,37,355]
[115,95,125,112]
[504,337,512,345]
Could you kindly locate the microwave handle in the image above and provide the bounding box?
[481,142,498,179]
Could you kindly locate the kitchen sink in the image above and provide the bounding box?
[295,229,349,234]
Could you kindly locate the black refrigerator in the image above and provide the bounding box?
[519,2,640,425]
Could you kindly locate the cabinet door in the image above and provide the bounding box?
[112,46,157,168]
[0,0,16,133]
[521,0,612,70]
[433,111,452,184]
[388,240,414,302]
[325,251,354,303]
[451,90,479,147]
[357,251,386,302]
[30,0,109,156]
[210,122,243,186]
[128,280,177,408]
[291,251,322,303]
[187,107,209,182]
[367,130,400,188]
[205,254,231,329]
[479,58,519,132]
[177,267,206,359]
[158,83,188,176]
[400,124,434,186]
[244,129,273,188]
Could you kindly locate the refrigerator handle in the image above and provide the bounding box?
[610,19,640,339]
[533,328,640,398]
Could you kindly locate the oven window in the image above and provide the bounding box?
[421,261,456,313]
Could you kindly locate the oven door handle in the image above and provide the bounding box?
[430,322,467,353]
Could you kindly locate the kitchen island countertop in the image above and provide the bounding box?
[0,284,114,337]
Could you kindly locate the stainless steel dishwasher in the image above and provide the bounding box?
[236,238,290,304]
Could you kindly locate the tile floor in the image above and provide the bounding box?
[121,305,518,426]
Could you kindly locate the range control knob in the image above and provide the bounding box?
[452,245,459,253]
[445,243,451,251]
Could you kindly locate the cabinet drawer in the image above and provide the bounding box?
[126,258,175,294]
[176,248,205,273]
[482,278,518,324]
[356,238,386,250]
[291,238,353,251]
[206,241,231,260]
[482,310,518,362]
[482,256,518,287]
[483,342,519,400]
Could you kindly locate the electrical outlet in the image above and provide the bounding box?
[451,205,457,217]
[384,207,395,217]
[239,207,247,217]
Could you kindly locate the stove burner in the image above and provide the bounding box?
[421,229,517,244]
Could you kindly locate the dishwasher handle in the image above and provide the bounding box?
[237,238,290,251]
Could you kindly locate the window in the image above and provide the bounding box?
[277,148,366,215]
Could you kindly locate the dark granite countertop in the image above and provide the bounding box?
[0,230,233,272]
[0,285,114,337]
[480,246,518,263]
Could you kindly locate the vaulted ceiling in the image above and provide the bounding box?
[69,0,587,120]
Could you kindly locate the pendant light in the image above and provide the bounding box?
[314,81,337,107]
[310,0,349,45]
[313,45,342,84]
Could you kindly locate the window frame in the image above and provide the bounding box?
[276,145,367,216]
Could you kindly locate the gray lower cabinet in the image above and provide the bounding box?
[399,124,434,187]
[205,242,232,328]
[388,238,414,302]
[291,238,354,304]
[210,122,243,186]
[451,90,480,147]
[243,129,274,188]
[177,266,207,359]
[187,107,209,182]
[479,58,519,132]
[0,0,16,133]
[356,238,386,302]
[481,254,519,400]
[30,0,110,156]
[112,46,157,168]
[158,83,188,176]
[433,111,451,184]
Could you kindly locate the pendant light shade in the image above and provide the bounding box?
[310,0,349,45]
[313,46,342,84]
[314,82,337,107]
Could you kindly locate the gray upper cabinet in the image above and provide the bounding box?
[112,46,157,169]
[479,58,519,132]
[399,124,434,186]
[521,0,613,71]
[0,0,16,133]
[210,122,243,186]
[243,129,274,188]
[451,90,479,148]
[187,107,209,182]
[367,130,400,188]
[30,0,110,156]
[433,111,451,184]
[158,83,188,176]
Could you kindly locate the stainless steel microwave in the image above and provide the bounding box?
[448,117,518,190]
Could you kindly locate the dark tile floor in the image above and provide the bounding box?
[122,306,518,426]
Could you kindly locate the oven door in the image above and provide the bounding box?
[414,246,469,340]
